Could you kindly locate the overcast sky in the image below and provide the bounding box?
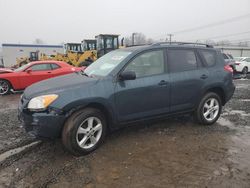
[0,0,250,45]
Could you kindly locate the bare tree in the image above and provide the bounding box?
[237,41,249,47]
[134,33,147,45]
[124,33,154,46]
[33,38,45,44]
[205,39,216,45]
[216,40,231,46]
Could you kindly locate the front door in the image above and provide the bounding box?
[114,49,170,122]
[19,63,52,88]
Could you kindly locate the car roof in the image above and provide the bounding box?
[28,60,68,66]
[119,43,216,53]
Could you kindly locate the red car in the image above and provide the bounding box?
[0,61,82,95]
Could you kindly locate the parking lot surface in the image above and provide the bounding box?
[0,79,250,188]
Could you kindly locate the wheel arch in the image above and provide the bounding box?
[63,101,114,132]
[243,66,248,72]
[204,87,226,105]
[0,78,13,89]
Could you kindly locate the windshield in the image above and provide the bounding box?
[84,51,131,77]
[14,63,31,72]
[234,57,245,62]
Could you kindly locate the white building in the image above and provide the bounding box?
[215,46,250,57]
[0,50,3,67]
[2,43,64,67]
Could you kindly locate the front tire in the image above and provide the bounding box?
[194,92,222,125]
[62,108,107,156]
[0,79,11,95]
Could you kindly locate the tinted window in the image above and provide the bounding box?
[223,54,229,59]
[51,63,60,70]
[228,54,234,59]
[168,49,197,72]
[200,50,217,67]
[30,64,51,71]
[124,50,165,78]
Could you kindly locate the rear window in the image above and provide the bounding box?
[200,50,217,67]
[168,49,198,72]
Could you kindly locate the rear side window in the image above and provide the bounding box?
[51,63,61,70]
[168,49,197,72]
[200,50,217,67]
[245,58,250,62]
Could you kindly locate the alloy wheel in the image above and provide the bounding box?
[0,80,9,95]
[202,98,220,121]
[76,117,103,149]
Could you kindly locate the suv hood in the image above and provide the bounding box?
[24,72,98,99]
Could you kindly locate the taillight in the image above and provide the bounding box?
[224,65,233,73]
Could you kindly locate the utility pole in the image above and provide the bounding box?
[167,34,174,44]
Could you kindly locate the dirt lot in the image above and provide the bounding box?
[0,79,250,188]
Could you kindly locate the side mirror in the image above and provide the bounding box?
[119,71,136,81]
[26,69,32,74]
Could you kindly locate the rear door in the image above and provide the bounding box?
[19,63,53,88]
[167,48,208,112]
[114,49,171,122]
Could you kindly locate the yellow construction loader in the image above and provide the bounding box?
[15,34,124,67]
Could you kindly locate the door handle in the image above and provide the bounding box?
[200,74,208,79]
[47,72,51,73]
[158,80,168,86]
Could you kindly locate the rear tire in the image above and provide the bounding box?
[0,79,11,95]
[242,67,248,77]
[194,92,222,125]
[62,108,107,156]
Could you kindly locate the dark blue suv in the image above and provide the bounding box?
[18,43,235,156]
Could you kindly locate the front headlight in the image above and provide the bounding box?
[28,94,58,111]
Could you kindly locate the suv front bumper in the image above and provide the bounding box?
[18,107,66,139]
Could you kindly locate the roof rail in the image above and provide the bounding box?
[151,42,213,48]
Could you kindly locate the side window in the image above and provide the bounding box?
[245,58,250,62]
[168,49,197,72]
[30,64,52,71]
[200,50,217,67]
[124,50,165,78]
[51,63,61,70]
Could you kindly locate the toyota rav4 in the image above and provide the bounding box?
[18,42,235,156]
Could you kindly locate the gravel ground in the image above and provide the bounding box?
[0,79,250,188]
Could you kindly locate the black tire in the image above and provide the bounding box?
[242,67,248,76]
[62,108,107,156]
[194,92,222,125]
[0,79,11,95]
